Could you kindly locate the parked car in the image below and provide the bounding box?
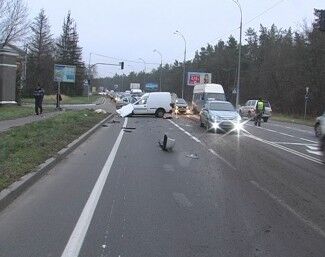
[314,112,325,137]
[116,95,137,109]
[132,92,173,118]
[200,101,242,133]
[239,99,272,122]
[175,98,189,114]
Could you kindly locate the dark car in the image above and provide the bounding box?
[175,98,189,114]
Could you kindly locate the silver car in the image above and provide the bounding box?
[200,101,242,133]
[239,99,272,122]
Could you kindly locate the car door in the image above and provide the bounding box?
[133,95,149,114]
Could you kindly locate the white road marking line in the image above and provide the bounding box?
[246,124,316,142]
[306,150,323,156]
[61,118,128,257]
[245,134,323,165]
[168,120,201,143]
[250,180,325,239]
[299,138,318,144]
[272,142,318,146]
[208,149,236,170]
[306,145,320,151]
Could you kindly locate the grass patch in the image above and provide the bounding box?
[0,106,35,121]
[272,113,315,127]
[0,110,108,191]
[22,95,101,105]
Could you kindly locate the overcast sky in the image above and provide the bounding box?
[27,0,323,77]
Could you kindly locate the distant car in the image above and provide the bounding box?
[200,101,242,133]
[314,112,325,137]
[175,98,189,114]
[239,99,272,122]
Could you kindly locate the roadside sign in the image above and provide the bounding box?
[114,84,119,90]
[145,83,158,92]
[187,72,212,86]
[54,64,76,83]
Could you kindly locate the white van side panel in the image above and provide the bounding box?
[146,92,172,114]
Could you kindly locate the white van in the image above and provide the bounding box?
[132,92,173,118]
[192,83,225,113]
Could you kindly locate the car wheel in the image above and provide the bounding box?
[155,108,165,118]
[263,117,268,123]
[205,121,210,132]
[315,123,321,137]
[239,110,243,117]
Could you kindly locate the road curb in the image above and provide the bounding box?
[0,113,115,212]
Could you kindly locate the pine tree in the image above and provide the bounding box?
[56,11,85,95]
[26,9,54,96]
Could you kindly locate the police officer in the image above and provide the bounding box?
[255,97,265,126]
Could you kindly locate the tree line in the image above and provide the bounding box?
[94,10,324,116]
[0,0,85,98]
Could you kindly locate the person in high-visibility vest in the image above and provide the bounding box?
[255,97,265,126]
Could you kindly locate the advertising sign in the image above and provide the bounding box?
[187,72,212,86]
[145,83,158,92]
[54,64,76,83]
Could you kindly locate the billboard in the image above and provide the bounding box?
[145,83,158,92]
[54,64,76,83]
[187,72,212,86]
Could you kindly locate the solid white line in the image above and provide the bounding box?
[61,118,128,257]
[250,180,325,239]
[306,145,320,151]
[245,134,323,165]
[191,136,201,143]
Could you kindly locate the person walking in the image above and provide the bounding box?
[33,83,45,115]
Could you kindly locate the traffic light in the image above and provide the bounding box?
[320,10,325,31]
[120,61,124,70]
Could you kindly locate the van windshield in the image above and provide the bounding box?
[206,93,225,101]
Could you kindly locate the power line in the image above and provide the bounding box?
[90,52,160,66]
[211,0,286,44]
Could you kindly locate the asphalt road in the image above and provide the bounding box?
[0,113,324,257]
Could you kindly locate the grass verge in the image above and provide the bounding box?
[0,106,35,121]
[0,105,55,121]
[0,110,108,191]
[22,95,101,105]
[271,113,315,127]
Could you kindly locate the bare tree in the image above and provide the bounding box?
[0,0,29,46]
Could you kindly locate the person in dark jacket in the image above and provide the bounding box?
[33,83,45,115]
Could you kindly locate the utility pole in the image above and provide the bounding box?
[153,49,163,91]
[174,30,187,99]
[232,0,242,109]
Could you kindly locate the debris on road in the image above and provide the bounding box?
[94,109,107,114]
[185,153,199,159]
[122,127,136,130]
[159,134,175,152]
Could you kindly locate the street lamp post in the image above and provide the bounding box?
[153,49,163,91]
[138,58,146,86]
[174,30,187,99]
[232,0,242,109]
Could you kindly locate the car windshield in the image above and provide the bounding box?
[209,102,235,111]
[206,93,225,101]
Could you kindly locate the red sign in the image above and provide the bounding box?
[189,74,200,84]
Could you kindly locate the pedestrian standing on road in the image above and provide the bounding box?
[255,97,265,126]
[33,83,45,115]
